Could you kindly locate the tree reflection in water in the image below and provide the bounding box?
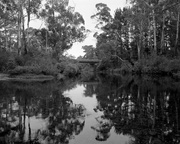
[0,80,85,144]
[0,75,180,144]
[93,75,180,144]
[91,115,112,141]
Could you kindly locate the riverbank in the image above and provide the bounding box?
[106,56,180,79]
[0,73,55,82]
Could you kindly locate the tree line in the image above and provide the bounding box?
[84,0,180,74]
[0,0,87,57]
[90,0,180,60]
[0,0,89,77]
[1,0,180,76]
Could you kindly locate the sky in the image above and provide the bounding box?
[30,0,129,58]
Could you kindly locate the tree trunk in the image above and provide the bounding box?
[26,0,30,54]
[137,42,141,60]
[46,30,48,52]
[22,11,27,55]
[148,17,152,52]
[153,9,157,55]
[17,0,22,55]
[5,27,8,50]
[175,10,180,56]
[138,21,143,60]
[160,10,165,54]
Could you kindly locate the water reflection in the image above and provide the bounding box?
[0,80,85,144]
[0,75,180,143]
[94,75,180,144]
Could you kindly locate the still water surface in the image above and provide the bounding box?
[0,75,180,144]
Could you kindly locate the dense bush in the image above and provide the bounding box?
[133,55,180,75]
[15,54,33,66]
[6,56,17,70]
[6,52,84,78]
[9,54,59,76]
[9,66,41,75]
[32,56,58,75]
[97,59,111,72]
[63,63,80,77]
[56,57,81,77]
[119,62,133,73]
[80,64,94,79]
[81,64,94,73]
[165,59,180,73]
[0,50,11,72]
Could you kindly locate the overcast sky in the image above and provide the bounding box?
[30,0,129,58]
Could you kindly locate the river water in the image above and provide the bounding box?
[0,74,179,144]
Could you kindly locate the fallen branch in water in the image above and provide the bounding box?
[112,55,132,68]
[112,55,126,62]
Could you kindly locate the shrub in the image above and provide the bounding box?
[97,59,111,71]
[81,64,94,73]
[6,56,17,70]
[56,62,66,73]
[9,55,59,76]
[133,61,145,74]
[36,57,58,75]
[133,55,169,74]
[15,55,25,66]
[15,54,35,66]
[23,56,59,75]
[63,63,80,77]
[165,59,180,73]
[8,53,83,77]
[120,62,133,73]
[0,50,10,72]
[9,66,41,75]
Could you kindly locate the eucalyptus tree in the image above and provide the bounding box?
[130,0,180,56]
[153,0,180,55]
[91,3,116,62]
[91,0,180,72]
[40,0,87,59]
[172,1,180,55]
[130,2,150,59]
[0,0,17,29]
[0,0,41,55]
[17,0,22,55]
[82,45,97,59]
[92,3,133,66]
[91,3,112,29]
[91,3,113,48]
[17,0,41,55]
[22,0,41,54]
[114,7,144,61]
[127,0,162,56]
[0,0,17,51]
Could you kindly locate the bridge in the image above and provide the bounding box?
[75,59,101,64]
[73,59,101,71]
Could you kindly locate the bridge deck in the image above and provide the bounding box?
[76,59,100,64]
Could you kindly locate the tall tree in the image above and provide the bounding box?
[0,0,17,51]
[82,45,97,59]
[91,3,112,29]
[22,0,41,54]
[17,0,22,55]
[40,0,87,58]
[175,3,180,55]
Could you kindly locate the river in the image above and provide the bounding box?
[0,74,179,144]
